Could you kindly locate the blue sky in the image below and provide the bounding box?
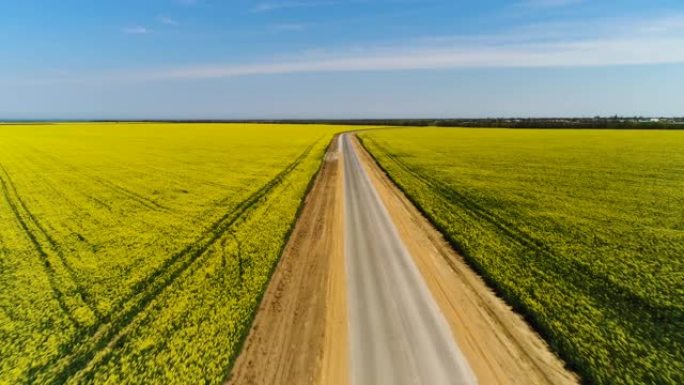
[1,0,683,119]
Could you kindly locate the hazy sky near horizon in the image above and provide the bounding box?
[1,0,683,119]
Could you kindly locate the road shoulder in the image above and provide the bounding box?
[227,136,347,385]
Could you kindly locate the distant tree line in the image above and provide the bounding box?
[110,116,684,130]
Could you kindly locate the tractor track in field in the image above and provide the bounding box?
[0,168,80,327]
[105,139,321,314]
[0,163,101,322]
[361,137,681,355]
[89,177,172,212]
[19,145,173,213]
[30,139,321,385]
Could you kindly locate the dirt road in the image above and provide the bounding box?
[228,133,578,385]
[342,134,476,385]
[226,136,347,385]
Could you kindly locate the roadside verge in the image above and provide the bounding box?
[227,135,347,385]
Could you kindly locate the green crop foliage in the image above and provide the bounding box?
[0,123,348,384]
[359,128,684,385]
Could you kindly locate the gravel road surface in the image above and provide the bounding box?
[342,134,477,385]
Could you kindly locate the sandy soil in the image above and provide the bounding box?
[351,134,579,385]
[226,136,347,385]
[320,137,348,385]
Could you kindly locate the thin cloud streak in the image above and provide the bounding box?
[271,23,307,31]
[518,0,585,9]
[252,1,337,13]
[142,37,684,81]
[121,26,149,34]
[157,15,178,25]
[15,14,684,85]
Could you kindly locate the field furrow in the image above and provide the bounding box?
[18,145,174,213]
[0,164,100,323]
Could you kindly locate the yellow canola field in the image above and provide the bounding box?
[0,123,346,384]
[360,127,684,385]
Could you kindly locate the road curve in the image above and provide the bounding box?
[342,134,478,385]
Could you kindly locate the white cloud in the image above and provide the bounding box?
[518,0,585,9]
[133,37,683,80]
[121,26,149,34]
[22,14,684,85]
[252,1,337,13]
[127,14,684,80]
[157,15,178,25]
[272,23,307,31]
